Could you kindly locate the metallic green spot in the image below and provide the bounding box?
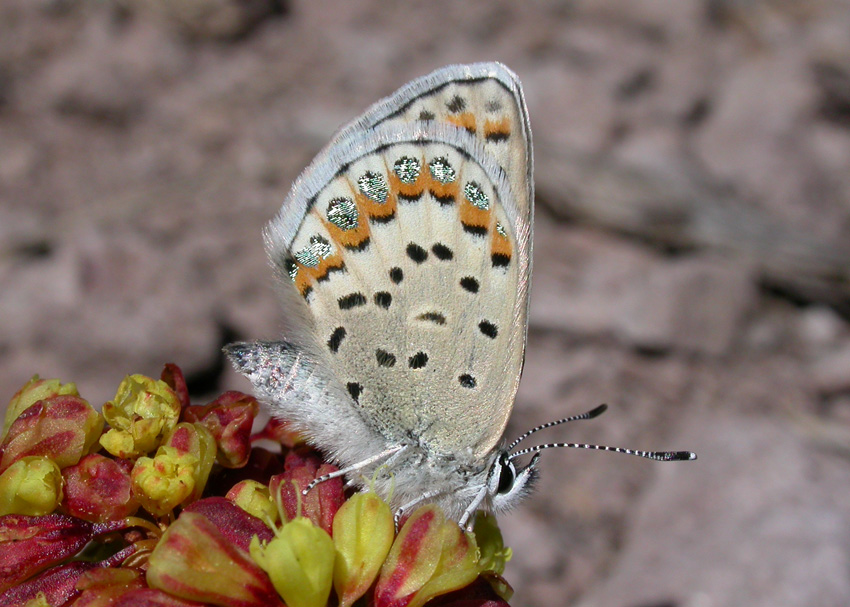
[464,181,490,210]
[284,259,298,282]
[294,235,333,267]
[358,171,388,204]
[394,156,421,184]
[429,157,456,184]
[327,197,359,230]
[495,222,507,237]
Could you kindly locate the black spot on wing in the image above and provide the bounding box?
[460,277,479,293]
[491,253,511,267]
[431,192,455,206]
[328,327,346,352]
[462,224,488,237]
[459,374,477,389]
[431,243,453,260]
[376,349,397,367]
[447,95,466,113]
[374,291,392,309]
[408,352,428,369]
[389,267,404,284]
[416,312,446,325]
[478,320,498,339]
[339,292,367,310]
[347,382,362,402]
[406,243,428,264]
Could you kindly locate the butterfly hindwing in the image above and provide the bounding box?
[257,63,532,470]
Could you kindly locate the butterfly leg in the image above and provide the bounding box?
[302,445,406,495]
[393,489,447,530]
[458,484,489,531]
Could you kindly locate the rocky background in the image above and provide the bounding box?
[3,1,850,605]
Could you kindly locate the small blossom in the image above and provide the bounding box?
[332,491,395,607]
[226,480,279,525]
[250,517,335,607]
[131,446,196,517]
[61,454,139,522]
[3,375,78,439]
[147,511,282,607]
[183,497,274,553]
[374,505,482,607]
[0,457,64,516]
[472,512,512,576]
[0,395,103,473]
[130,422,216,517]
[100,374,181,459]
[183,391,258,468]
[270,450,344,535]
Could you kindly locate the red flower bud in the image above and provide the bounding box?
[61,454,139,522]
[183,391,258,468]
[270,450,343,535]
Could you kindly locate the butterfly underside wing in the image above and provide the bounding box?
[230,63,533,517]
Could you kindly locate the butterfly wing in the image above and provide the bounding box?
[242,63,533,468]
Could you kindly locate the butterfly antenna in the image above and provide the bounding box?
[509,442,697,462]
[506,404,609,452]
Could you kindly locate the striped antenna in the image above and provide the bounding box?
[509,442,697,462]
[506,404,608,452]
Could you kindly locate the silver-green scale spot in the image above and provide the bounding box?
[285,259,298,282]
[495,222,507,237]
[464,181,490,210]
[358,171,389,204]
[327,197,359,230]
[294,235,333,267]
[429,157,456,184]
[394,156,421,184]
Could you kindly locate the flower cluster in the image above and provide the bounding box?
[0,365,513,606]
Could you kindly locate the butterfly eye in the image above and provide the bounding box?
[496,454,516,495]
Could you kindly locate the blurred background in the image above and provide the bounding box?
[3,1,850,605]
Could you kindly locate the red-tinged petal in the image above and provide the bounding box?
[374,505,482,607]
[0,513,95,592]
[271,450,343,535]
[111,588,210,607]
[0,396,103,473]
[0,561,96,606]
[183,392,258,469]
[147,512,282,607]
[69,568,146,607]
[161,364,190,409]
[183,497,274,553]
[424,578,511,607]
[3,376,78,439]
[62,454,139,522]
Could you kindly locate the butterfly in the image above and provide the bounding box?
[225,62,695,529]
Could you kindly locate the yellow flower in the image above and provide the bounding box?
[226,480,279,524]
[131,446,196,517]
[251,517,336,607]
[473,512,512,576]
[332,491,395,607]
[100,374,181,458]
[0,456,64,516]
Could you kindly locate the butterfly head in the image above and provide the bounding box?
[486,450,540,513]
